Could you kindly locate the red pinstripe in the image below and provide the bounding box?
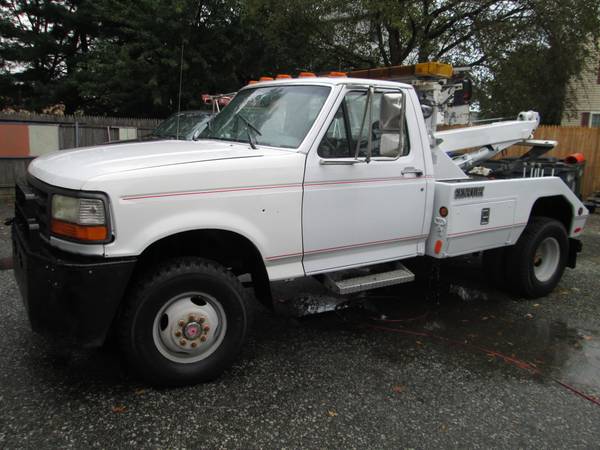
[266,234,428,261]
[122,175,431,201]
[447,222,527,237]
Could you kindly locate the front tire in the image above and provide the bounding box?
[118,257,249,386]
[505,217,568,298]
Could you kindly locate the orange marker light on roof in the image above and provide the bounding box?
[328,71,347,77]
[248,80,258,85]
[434,240,443,255]
[276,74,292,79]
[259,76,274,81]
[298,72,316,78]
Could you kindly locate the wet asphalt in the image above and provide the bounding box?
[0,203,599,449]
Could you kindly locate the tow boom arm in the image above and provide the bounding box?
[433,111,541,172]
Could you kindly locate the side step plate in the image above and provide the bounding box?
[322,263,415,295]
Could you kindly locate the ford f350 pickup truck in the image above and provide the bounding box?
[12,75,588,385]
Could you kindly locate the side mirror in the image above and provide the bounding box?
[379,92,406,157]
[421,104,433,119]
[380,92,404,131]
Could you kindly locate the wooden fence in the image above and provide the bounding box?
[501,126,600,198]
[0,157,34,202]
[0,112,162,152]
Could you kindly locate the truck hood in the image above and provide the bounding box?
[29,140,272,190]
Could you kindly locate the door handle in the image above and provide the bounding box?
[401,166,424,176]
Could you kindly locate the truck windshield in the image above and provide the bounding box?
[199,85,331,148]
[154,111,212,139]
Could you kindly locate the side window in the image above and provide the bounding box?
[318,91,410,159]
[317,105,351,158]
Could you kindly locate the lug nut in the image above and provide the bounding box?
[203,326,210,332]
[175,331,182,337]
[198,317,205,324]
[188,315,195,321]
[179,339,187,346]
[191,342,197,348]
[178,320,185,327]
[200,336,207,342]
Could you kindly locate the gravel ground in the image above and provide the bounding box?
[0,200,599,448]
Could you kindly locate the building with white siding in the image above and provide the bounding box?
[562,54,600,127]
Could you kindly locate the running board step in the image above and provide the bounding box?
[321,262,415,295]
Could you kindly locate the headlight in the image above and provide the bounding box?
[51,194,109,242]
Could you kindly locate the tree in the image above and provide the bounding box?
[477,0,600,123]
[0,0,98,112]
[322,0,600,123]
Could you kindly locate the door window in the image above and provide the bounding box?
[318,91,410,159]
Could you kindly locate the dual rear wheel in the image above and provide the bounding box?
[483,217,569,298]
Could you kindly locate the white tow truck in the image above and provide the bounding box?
[12,68,588,385]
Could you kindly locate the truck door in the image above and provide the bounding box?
[302,86,429,274]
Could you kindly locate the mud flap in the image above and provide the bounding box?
[567,238,582,269]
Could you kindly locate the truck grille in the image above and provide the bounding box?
[15,179,50,242]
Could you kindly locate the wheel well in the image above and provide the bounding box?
[135,230,271,306]
[529,196,572,231]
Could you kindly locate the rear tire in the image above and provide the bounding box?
[505,217,568,298]
[118,257,249,386]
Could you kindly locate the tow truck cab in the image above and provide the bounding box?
[12,75,587,386]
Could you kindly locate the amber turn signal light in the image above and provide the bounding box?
[51,219,108,242]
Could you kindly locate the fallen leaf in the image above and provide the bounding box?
[416,340,423,346]
[327,410,338,417]
[392,385,405,394]
[533,304,540,308]
[525,313,534,319]
[583,336,593,341]
[439,423,449,432]
[481,316,489,321]
[112,405,127,413]
[134,389,145,396]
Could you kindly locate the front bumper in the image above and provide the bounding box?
[12,222,136,348]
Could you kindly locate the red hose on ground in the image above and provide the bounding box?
[368,324,600,407]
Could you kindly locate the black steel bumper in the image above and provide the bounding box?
[12,223,136,348]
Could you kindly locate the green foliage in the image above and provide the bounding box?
[1,0,599,120]
[477,0,600,123]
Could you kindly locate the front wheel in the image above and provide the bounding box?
[505,217,568,298]
[118,257,249,386]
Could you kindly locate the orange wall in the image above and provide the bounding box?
[0,124,30,156]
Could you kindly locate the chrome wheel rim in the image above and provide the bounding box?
[152,292,227,364]
[533,237,560,283]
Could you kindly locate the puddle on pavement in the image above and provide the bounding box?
[271,256,600,396]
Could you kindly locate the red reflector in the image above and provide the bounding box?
[574,227,582,233]
[434,240,443,254]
